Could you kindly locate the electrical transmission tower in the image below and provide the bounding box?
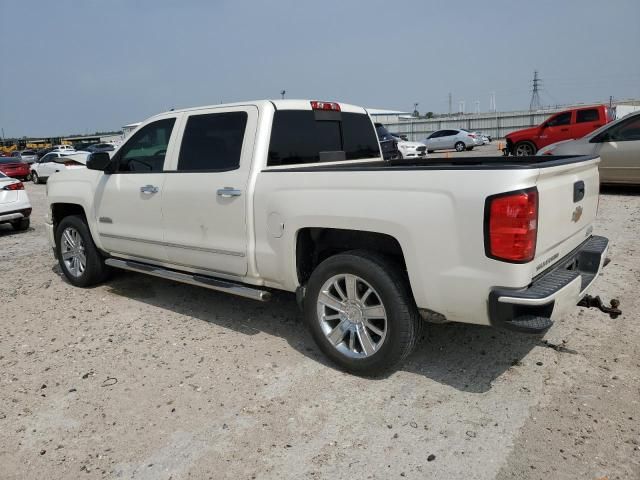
[529,71,542,111]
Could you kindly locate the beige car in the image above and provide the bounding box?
[537,111,640,184]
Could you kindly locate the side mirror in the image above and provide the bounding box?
[86,152,112,171]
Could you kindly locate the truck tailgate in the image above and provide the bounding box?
[534,157,600,266]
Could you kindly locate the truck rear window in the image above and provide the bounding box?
[268,111,380,166]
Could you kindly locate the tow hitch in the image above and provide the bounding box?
[578,295,621,319]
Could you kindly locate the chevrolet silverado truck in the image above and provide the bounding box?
[45,99,614,375]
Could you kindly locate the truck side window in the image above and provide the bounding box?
[115,118,175,173]
[268,111,379,166]
[177,112,248,171]
[546,112,572,127]
[576,109,600,123]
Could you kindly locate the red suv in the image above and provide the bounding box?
[506,105,615,156]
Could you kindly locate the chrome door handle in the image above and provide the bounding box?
[140,185,159,194]
[217,187,242,198]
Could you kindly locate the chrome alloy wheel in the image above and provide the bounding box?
[60,227,86,278]
[316,274,388,359]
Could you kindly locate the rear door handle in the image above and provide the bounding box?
[217,187,242,198]
[140,185,159,194]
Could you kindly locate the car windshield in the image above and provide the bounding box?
[22,150,36,155]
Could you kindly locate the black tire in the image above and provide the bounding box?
[55,215,110,287]
[32,172,40,184]
[427,150,434,154]
[304,250,422,376]
[11,217,30,231]
[465,146,474,151]
[514,141,537,156]
[454,142,465,152]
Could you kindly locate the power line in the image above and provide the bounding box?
[530,70,542,111]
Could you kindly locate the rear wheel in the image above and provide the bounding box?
[11,218,30,231]
[514,141,536,156]
[454,141,465,152]
[55,215,110,287]
[304,250,422,376]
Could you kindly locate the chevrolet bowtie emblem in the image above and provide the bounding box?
[572,205,583,222]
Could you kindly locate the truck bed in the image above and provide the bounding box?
[263,155,598,172]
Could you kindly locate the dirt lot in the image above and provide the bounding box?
[1,163,639,479]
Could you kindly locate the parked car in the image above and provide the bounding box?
[506,104,615,156]
[396,139,428,159]
[423,129,475,152]
[51,145,76,153]
[537,110,640,184]
[86,143,116,153]
[0,157,31,180]
[46,99,611,375]
[0,173,31,231]
[11,149,38,164]
[473,132,490,145]
[374,123,399,160]
[31,152,87,184]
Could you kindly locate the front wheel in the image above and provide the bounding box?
[304,251,422,376]
[514,141,536,156]
[55,215,110,287]
[31,172,40,184]
[454,141,465,152]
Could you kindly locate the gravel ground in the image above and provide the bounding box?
[0,177,638,480]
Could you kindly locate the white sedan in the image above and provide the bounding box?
[31,152,88,184]
[395,139,428,159]
[0,172,31,231]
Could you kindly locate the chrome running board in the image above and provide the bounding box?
[105,258,271,302]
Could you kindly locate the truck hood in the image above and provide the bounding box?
[506,126,539,141]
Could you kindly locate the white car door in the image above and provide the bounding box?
[426,131,442,150]
[160,105,258,276]
[93,116,179,262]
[37,153,59,177]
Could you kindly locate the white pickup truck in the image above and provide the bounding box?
[45,99,614,375]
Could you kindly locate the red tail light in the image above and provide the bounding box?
[2,181,25,191]
[485,188,538,262]
[310,101,341,112]
[468,134,476,138]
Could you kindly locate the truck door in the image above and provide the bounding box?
[93,117,178,262]
[160,106,257,276]
[539,111,573,148]
[574,107,604,139]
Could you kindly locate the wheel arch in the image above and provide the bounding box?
[295,227,408,287]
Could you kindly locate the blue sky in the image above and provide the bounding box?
[1,0,639,137]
